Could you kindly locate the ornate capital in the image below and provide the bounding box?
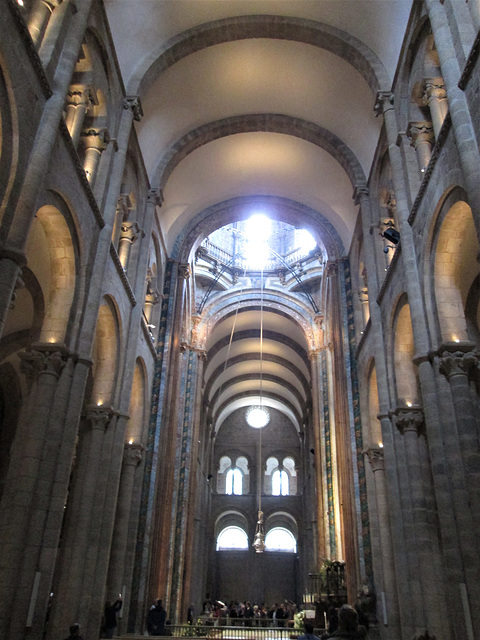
[374,91,394,117]
[406,121,434,148]
[120,221,141,244]
[438,350,478,380]
[423,78,447,104]
[353,184,369,205]
[325,261,338,277]
[66,87,92,109]
[123,442,144,466]
[85,404,114,432]
[178,263,190,280]
[19,343,69,386]
[365,448,385,472]
[393,407,424,436]
[81,128,110,150]
[147,187,164,206]
[116,193,132,217]
[124,95,144,121]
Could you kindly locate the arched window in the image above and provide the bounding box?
[272,469,289,496]
[265,527,297,553]
[216,526,249,550]
[226,468,243,495]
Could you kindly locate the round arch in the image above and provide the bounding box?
[130,14,390,97]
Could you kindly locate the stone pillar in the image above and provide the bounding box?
[118,221,141,271]
[0,343,69,638]
[437,344,480,520]
[148,264,190,611]
[47,404,115,639]
[0,0,95,340]
[308,349,327,564]
[27,0,62,48]
[365,447,401,640]
[422,78,448,139]
[81,128,109,187]
[424,0,480,234]
[64,87,91,148]
[394,407,449,639]
[406,121,435,173]
[107,442,143,634]
[112,193,132,247]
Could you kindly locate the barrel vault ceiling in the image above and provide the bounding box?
[105,0,413,433]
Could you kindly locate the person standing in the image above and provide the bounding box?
[147,599,167,636]
[103,596,123,638]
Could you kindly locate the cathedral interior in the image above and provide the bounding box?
[1,1,480,639]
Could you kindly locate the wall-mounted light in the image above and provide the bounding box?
[378,442,384,448]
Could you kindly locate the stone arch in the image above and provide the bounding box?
[264,511,298,540]
[153,114,366,193]
[27,205,77,344]
[126,357,147,443]
[391,295,420,406]
[131,15,390,97]
[173,195,345,263]
[91,296,121,406]
[214,510,250,540]
[426,190,479,345]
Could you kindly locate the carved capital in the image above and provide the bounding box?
[353,184,369,206]
[124,95,144,121]
[116,193,132,217]
[365,448,385,472]
[147,187,164,207]
[325,261,338,277]
[423,78,447,104]
[120,221,141,244]
[19,343,69,386]
[374,91,394,117]
[406,121,434,148]
[81,128,110,150]
[178,263,190,280]
[438,350,478,380]
[393,407,424,436]
[123,442,144,466]
[66,86,92,109]
[85,405,114,432]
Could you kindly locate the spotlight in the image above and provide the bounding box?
[310,448,315,455]
[207,474,213,481]
[383,228,400,245]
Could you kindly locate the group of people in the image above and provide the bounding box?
[198,599,296,627]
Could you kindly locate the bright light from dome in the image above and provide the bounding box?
[244,214,271,269]
[246,405,270,428]
[295,229,316,254]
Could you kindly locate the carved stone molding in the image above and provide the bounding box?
[18,343,69,387]
[147,187,164,207]
[85,404,115,432]
[325,261,338,277]
[365,448,385,472]
[124,95,144,122]
[123,442,144,466]
[438,350,478,380]
[393,407,424,436]
[178,263,190,280]
[120,221,141,245]
[374,90,394,117]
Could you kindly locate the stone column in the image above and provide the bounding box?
[437,344,480,520]
[394,407,449,639]
[81,128,109,187]
[118,221,141,271]
[0,0,95,339]
[406,121,435,173]
[424,0,480,233]
[365,447,401,640]
[64,87,91,148]
[308,348,327,564]
[107,442,143,634]
[174,348,207,621]
[47,404,115,639]
[148,264,190,610]
[422,78,448,139]
[112,193,132,247]
[27,0,62,48]
[0,343,69,638]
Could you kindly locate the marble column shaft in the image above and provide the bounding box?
[309,349,327,563]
